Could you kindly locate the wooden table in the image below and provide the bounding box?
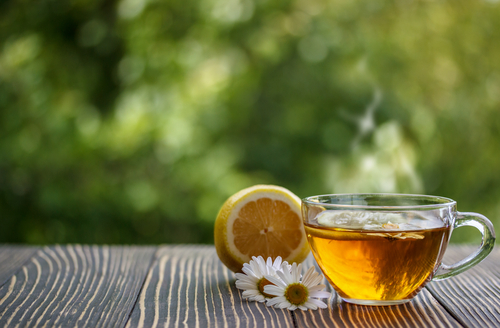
[0,245,498,327]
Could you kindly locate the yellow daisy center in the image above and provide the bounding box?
[285,283,309,305]
[257,278,274,298]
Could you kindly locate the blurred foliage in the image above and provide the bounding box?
[0,0,499,244]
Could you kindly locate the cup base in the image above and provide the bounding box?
[341,298,412,306]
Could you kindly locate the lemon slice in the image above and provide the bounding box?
[214,185,310,272]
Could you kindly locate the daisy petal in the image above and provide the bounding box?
[242,290,260,298]
[235,281,256,289]
[266,257,273,273]
[282,263,293,283]
[266,296,286,307]
[308,274,324,287]
[234,273,246,280]
[309,291,331,299]
[301,266,315,285]
[263,285,282,296]
[250,259,261,276]
[235,279,256,287]
[302,270,322,287]
[266,274,287,289]
[235,274,258,284]
[293,263,303,283]
[255,256,266,272]
[303,301,318,310]
[309,298,328,309]
[291,263,298,282]
[275,269,287,284]
[273,256,282,269]
[308,284,326,292]
[242,266,258,278]
[277,300,291,308]
[254,295,266,302]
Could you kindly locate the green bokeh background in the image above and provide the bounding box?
[1,0,499,244]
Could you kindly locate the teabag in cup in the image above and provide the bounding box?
[315,210,445,239]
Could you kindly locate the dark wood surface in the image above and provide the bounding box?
[426,245,500,328]
[0,246,39,287]
[0,245,498,328]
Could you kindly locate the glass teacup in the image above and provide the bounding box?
[301,193,495,306]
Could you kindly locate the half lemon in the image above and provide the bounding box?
[214,185,310,272]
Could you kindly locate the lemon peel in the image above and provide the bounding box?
[214,185,310,273]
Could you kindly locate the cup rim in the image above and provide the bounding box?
[302,193,457,210]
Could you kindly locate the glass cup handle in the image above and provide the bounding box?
[433,212,496,281]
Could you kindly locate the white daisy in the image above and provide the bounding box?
[264,262,331,311]
[235,256,290,302]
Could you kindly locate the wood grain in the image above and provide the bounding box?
[0,245,498,328]
[0,245,156,328]
[0,245,38,287]
[125,245,295,328]
[426,246,500,328]
[293,254,462,328]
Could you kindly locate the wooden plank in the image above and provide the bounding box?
[0,245,39,287]
[125,245,295,328]
[293,254,462,328]
[294,289,461,328]
[0,245,156,328]
[426,245,500,328]
[0,244,496,328]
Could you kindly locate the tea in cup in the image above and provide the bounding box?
[301,194,495,306]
